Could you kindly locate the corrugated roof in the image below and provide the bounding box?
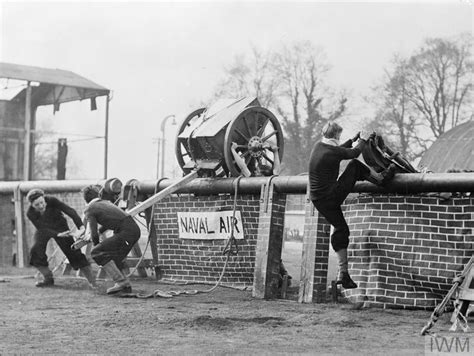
[0,62,109,92]
[418,121,474,172]
[0,62,110,107]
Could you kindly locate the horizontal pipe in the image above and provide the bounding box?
[0,179,115,195]
[137,173,474,195]
[0,173,472,197]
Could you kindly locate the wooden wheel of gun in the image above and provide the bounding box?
[175,108,206,172]
[223,106,284,177]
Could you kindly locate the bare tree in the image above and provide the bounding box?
[367,56,429,161]
[368,34,472,163]
[274,41,347,174]
[404,34,473,138]
[213,45,280,108]
[212,41,347,175]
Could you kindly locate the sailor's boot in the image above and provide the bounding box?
[80,265,97,289]
[335,249,357,289]
[365,164,396,186]
[36,266,54,287]
[102,260,131,295]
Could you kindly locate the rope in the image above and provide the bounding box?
[119,175,244,299]
[223,176,242,256]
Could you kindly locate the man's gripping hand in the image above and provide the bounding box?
[71,226,86,239]
[57,226,85,239]
[351,132,361,143]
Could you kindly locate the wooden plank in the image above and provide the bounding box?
[126,170,198,216]
[13,186,27,267]
[298,224,316,303]
[298,196,317,303]
[252,179,285,299]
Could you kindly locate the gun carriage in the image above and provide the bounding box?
[175,97,284,177]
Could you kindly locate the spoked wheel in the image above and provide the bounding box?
[175,108,206,172]
[223,106,284,177]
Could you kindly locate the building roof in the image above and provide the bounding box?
[0,62,109,106]
[418,121,474,172]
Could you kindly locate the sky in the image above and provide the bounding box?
[0,0,472,181]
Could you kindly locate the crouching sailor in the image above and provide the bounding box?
[82,185,140,295]
[26,188,96,288]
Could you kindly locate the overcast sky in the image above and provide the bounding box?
[0,1,472,181]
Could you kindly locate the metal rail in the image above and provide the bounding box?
[0,179,121,194]
[136,173,474,195]
[0,173,473,196]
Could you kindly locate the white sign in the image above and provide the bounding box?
[177,211,244,240]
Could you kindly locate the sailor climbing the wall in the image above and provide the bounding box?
[308,122,396,289]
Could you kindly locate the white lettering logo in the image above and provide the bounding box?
[177,211,244,240]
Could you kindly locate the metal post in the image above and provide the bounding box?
[23,82,32,181]
[13,185,27,267]
[160,135,166,178]
[104,94,110,179]
[159,114,176,178]
[155,137,161,178]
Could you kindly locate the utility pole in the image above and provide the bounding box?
[57,138,68,180]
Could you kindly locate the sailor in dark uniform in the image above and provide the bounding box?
[308,123,395,288]
[82,185,140,295]
[26,188,95,287]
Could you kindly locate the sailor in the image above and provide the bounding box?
[82,185,140,295]
[26,188,96,288]
[308,122,395,288]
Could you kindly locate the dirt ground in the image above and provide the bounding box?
[1,267,472,355]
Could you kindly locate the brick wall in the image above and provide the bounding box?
[152,193,262,287]
[341,194,474,310]
[1,184,472,310]
[300,200,331,303]
[253,183,287,298]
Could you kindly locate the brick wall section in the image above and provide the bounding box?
[253,184,287,298]
[340,194,474,310]
[300,199,331,303]
[152,193,262,287]
[311,209,330,301]
[1,186,472,311]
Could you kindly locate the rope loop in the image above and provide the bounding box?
[223,176,242,256]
